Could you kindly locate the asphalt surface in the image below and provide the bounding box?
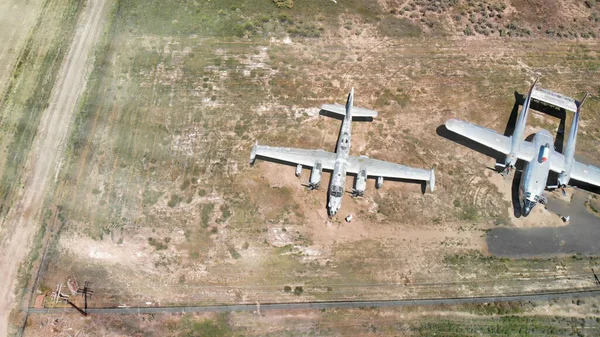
[487,188,600,258]
[28,288,600,315]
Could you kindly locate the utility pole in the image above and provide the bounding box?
[53,284,87,317]
[77,281,93,311]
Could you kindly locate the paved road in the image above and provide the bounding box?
[488,188,600,258]
[28,288,600,315]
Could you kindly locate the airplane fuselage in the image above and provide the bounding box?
[518,129,553,216]
[328,94,353,217]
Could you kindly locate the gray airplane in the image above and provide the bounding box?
[446,84,600,216]
[249,88,435,217]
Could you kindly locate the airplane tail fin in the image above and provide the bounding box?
[249,141,258,165]
[518,77,538,121]
[429,168,436,192]
[577,93,589,112]
[345,87,354,119]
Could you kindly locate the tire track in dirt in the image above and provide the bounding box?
[0,0,110,335]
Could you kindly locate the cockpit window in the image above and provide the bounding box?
[340,133,350,150]
[330,186,343,198]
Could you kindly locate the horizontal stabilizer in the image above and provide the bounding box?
[321,104,378,118]
[531,87,577,112]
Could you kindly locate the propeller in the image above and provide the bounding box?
[346,189,364,197]
[493,162,521,176]
[301,182,321,191]
[546,184,569,197]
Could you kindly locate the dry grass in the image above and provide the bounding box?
[18,0,600,335]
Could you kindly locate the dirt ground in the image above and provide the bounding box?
[22,297,600,336]
[0,0,111,335]
[2,0,600,336]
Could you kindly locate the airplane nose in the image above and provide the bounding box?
[521,199,535,217]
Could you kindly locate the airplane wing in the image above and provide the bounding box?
[445,119,536,162]
[570,161,600,187]
[548,150,567,174]
[321,104,378,118]
[549,150,600,187]
[346,155,435,191]
[251,144,337,170]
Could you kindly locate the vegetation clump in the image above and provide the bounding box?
[148,237,169,251]
[273,0,293,9]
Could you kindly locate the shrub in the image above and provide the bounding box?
[148,237,168,250]
[273,0,293,8]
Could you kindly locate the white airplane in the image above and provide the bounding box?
[250,88,435,217]
[446,84,600,216]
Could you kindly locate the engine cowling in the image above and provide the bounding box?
[354,168,367,196]
[295,164,302,177]
[376,176,384,189]
[309,162,323,188]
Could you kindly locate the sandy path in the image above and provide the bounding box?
[0,0,110,335]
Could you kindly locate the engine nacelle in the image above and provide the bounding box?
[376,176,384,189]
[295,164,302,177]
[354,168,367,196]
[309,162,323,188]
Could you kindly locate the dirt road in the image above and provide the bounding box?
[0,0,110,335]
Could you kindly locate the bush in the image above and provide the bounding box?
[273,0,293,8]
[148,237,168,250]
[585,0,596,8]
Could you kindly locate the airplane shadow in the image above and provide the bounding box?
[527,99,567,152]
[319,109,374,122]
[511,169,523,218]
[503,91,524,137]
[436,125,504,163]
[505,91,567,152]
